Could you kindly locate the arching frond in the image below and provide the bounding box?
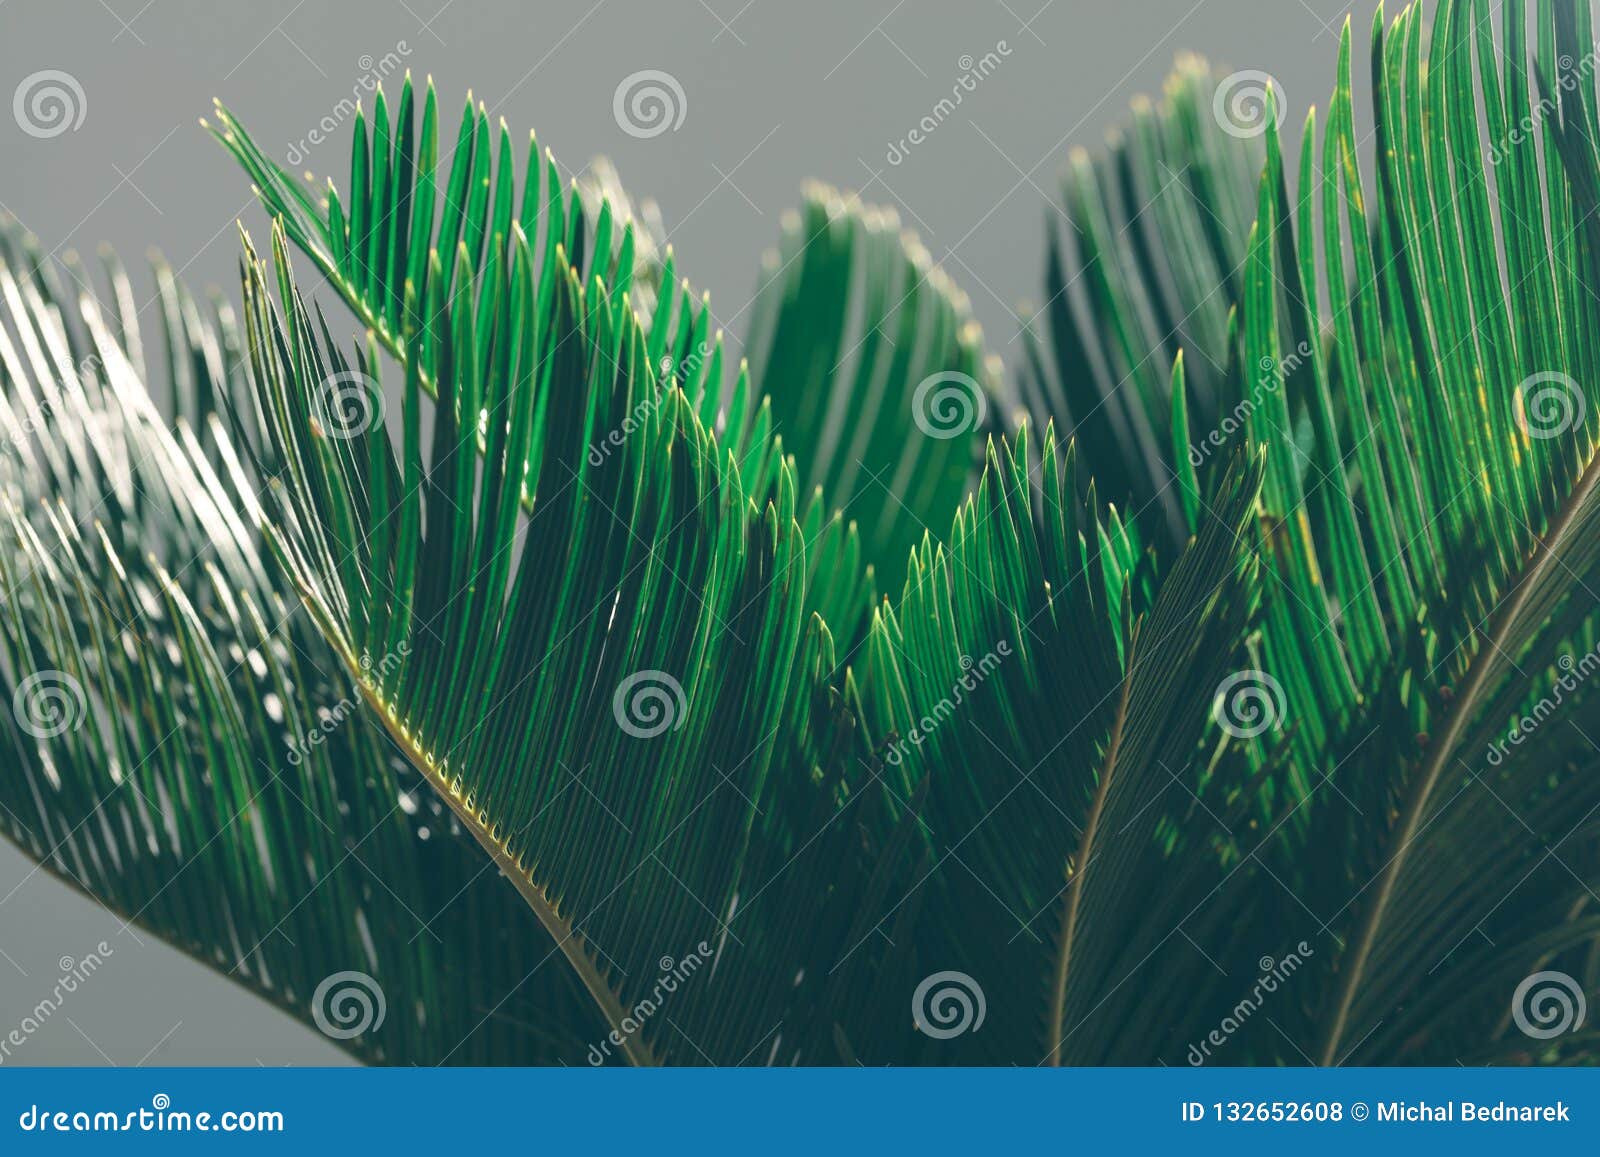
[0,221,604,1064]
[226,215,881,1064]
[211,76,1000,593]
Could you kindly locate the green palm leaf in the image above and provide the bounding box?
[844,429,1263,1063]
[0,222,605,1063]
[1018,54,1265,550]
[1160,0,1600,1064]
[744,183,1001,588]
[225,213,878,1063]
[211,76,999,591]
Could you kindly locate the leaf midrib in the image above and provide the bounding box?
[1317,441,1600,1066]
[1044,646,1134,1066]
[347,659,660,1066]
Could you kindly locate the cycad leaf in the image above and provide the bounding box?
[226,213,879,1064]
[1018,54,1266,550]
[0,222,608,1064]
[743,183,1001,588]
[848,425,1264,1063]
[210,79,734,501]
[1212,0,1600,1064]
[213,77,997,598]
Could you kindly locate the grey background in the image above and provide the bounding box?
[0,0,1358,1064]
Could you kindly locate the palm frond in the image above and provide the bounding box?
[743,182,1002,587]
[0,221,604,1064]
[1197,0,1600,1064]
[211,76,1000,592]
[1018,54,1265,550]
[225,212,880,1063]
[843,429,1263,1063]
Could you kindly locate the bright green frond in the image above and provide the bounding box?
[226,214,878,1063]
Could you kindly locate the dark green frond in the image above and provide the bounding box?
[1215,0,1600,1064]
[227,214,877,1064]
[1018,54,1265,551]
[847,426,1264,1063]
[0,222,604,1064]
[744,182,1002,588]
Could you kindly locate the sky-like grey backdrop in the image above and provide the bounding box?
[1,0,1363,1064]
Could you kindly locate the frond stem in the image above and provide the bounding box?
[1317,441,1600,1065]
